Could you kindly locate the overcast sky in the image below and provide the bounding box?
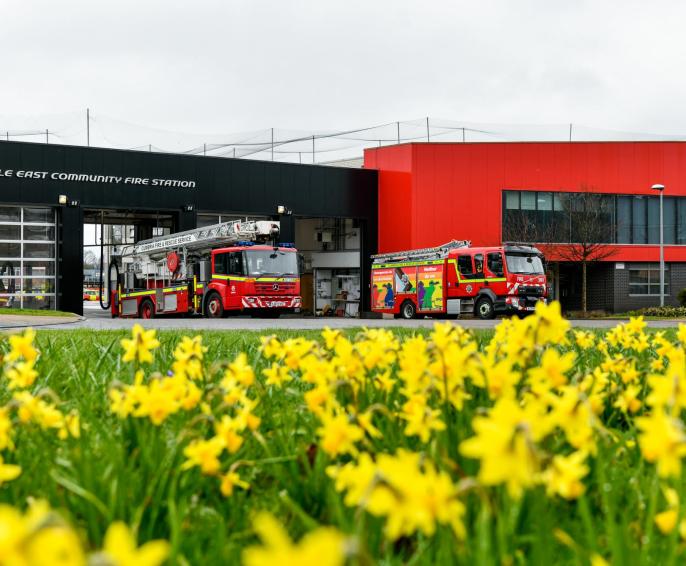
[2,0,686,150]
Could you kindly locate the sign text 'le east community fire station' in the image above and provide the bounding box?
[0,168,196,188]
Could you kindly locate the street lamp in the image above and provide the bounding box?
[651,184,665,306]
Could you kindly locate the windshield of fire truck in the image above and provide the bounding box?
[505,253,544,275]
[245,250,298,277]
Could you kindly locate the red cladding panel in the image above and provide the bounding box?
[364,142,686,260]
[364,145,414,252]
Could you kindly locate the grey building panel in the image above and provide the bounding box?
[613,262,685,312]
[561,261,686,313]
[586,263,614,312]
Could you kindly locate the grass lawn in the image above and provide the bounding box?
[0,308,78,317]
[0,318,683,564]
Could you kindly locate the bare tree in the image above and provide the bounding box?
[553,188,616,313]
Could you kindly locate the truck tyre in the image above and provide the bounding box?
[139,298,155,319]
[205,291,224,318]
[475,296,495,320]
[400,300,416,320]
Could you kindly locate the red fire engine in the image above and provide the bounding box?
[109,219,301,318]
[371,241,547,319]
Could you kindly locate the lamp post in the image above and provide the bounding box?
[651,184,665,306]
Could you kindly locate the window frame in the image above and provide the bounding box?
[0,206,56,310]
[628,265,671,296]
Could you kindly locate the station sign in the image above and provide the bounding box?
[0,168,196,188]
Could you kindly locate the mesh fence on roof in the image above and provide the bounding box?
[2,112,686,165]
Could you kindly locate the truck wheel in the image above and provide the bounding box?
[475,297,495,320]
[139,299,155,319]
[400,300,416,320]
[205,291,224,318]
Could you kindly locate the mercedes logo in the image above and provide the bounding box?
[272,283,279,291]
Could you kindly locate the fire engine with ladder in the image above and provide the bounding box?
[371,240,547,319]
[108,219,301,318]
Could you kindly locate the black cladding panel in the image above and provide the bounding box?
[0,141,379,313]
[0,141,376,216]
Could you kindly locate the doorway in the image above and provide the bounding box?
[82,209,174,317]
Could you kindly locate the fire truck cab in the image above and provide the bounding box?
[109,219,301,319]
[204,244,300,318]
[371,241,547,320]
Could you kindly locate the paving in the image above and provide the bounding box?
[0,301,681,331]
[0,314,83,330]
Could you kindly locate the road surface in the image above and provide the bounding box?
[0,301,681,331]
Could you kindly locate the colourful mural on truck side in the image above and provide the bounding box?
[394,266,417,294]
[417,264,443,311]
[372,268,395,309]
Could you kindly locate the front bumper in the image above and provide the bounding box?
[241,296,302,309]
[498,295,547,313]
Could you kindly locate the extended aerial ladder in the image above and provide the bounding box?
[118,219,280,260]
[108,219,284,318]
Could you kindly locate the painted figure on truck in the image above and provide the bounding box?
[384,283,394,307]
[422,281,436,309]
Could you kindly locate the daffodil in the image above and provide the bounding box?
[5,360,38,389]
[243,512,347,566]
[541,451,588,500]
[0,456,21,486]
[460,397,550,498]
[328,449,465,540]
[7,328,38,363]
[214,416,244,454]
[317,412,364,458]
[262,363,291,387]
[182,436,225,475]
[120,324,160,364]
[101,521,169,566]
[636,408,686,478]
[655,487,680,534]
[220,470,250,497]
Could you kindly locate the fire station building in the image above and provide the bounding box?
[0,138,685,316]
[365,141,686,313]
[0,141,378,315]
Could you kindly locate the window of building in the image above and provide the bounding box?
[629,265,670,296]
[503,190,686,246]
[617,196,631,244]
[664,197,676,245]
[520,192,536,210]
[504,191,520,210]
[0,206,56,310]
[553,193,563,211]
[537,192,553,211]
[198,213,270,229]
[632,197,647,244]
[648,197,660,244]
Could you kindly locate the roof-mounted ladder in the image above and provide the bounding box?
[371,239,471,264]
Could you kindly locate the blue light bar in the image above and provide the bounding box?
[278,242,295,248]
[236,241,255,246]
